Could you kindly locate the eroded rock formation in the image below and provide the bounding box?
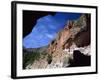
[24,14,91,69]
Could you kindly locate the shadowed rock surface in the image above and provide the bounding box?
[68,50,91,67]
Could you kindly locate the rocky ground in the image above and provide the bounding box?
[23,14,91,69]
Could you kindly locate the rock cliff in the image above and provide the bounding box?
[24,14,91,69]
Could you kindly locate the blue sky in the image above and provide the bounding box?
[23,12,81,48]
